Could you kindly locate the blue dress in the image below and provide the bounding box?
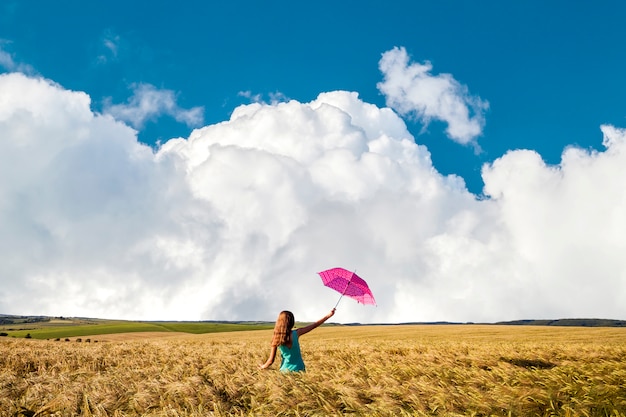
[278,330,305,372]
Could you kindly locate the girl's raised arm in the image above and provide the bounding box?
[296,308,335,337]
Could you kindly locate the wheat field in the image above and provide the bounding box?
[2,325,626,416]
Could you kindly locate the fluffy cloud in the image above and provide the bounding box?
[103,83,204,129]
[481,126,626,318]
[378,46,488,147]
[1,70,625,323]
[0,73,212,320]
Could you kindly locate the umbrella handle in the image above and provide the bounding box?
[333,293,344,309]
[333,269,355,309]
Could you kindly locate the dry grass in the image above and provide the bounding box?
[2,325,626,416]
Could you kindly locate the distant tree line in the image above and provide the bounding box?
[496,319,626,327]
[0,316,51,325]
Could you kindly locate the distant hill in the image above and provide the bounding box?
[495,318,626,327]
[0,314,54,325]
[349,318,626,327]
[2,314,626,328]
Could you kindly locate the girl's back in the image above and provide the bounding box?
[278,330,305,372]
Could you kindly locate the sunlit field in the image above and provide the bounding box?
[2,325,626,416]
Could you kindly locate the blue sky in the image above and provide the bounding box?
[2,1,626,322]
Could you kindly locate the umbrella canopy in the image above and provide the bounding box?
[318,267,376,306]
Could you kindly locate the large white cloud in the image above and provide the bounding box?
[481,126,626,319]
[0,73,217,320]
[1,70,625,323]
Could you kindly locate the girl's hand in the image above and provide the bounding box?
[328,308,336,318]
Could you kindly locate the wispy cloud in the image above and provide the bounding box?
[103,83,204,129]
[238,90,289,105]
[96,29,122,64]
[0,48,14,70]
[0,41,35,74]
[238,90,263,103]
[377,46,488,148]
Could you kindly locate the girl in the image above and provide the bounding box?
[259,308,335,372]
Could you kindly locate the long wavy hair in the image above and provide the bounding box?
[271,311,295,347]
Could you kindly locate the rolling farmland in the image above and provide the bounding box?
[2,324,625,416]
